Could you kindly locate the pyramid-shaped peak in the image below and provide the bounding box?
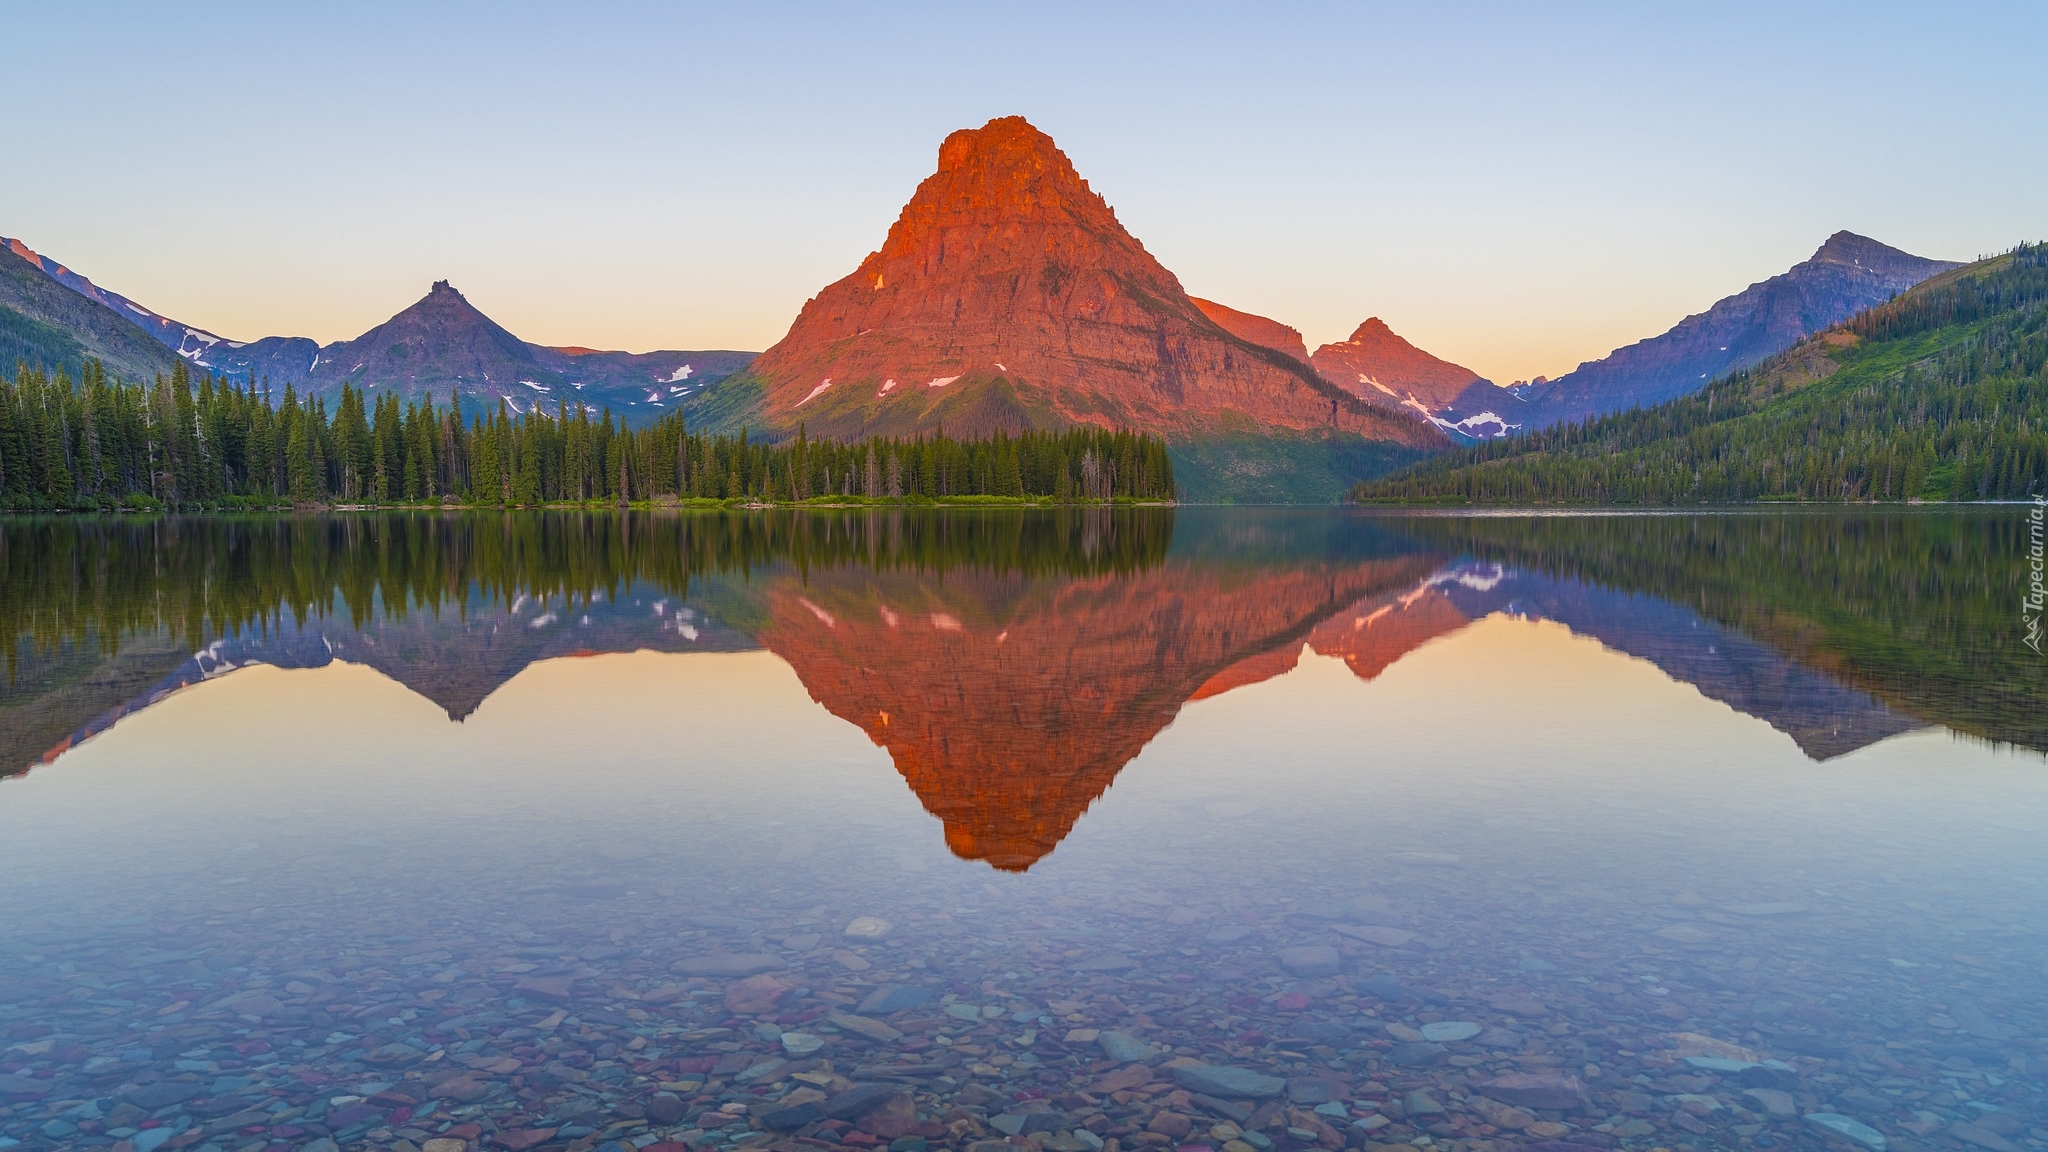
[1813,231,1889,261]
[1348,317,1398,342]
[878,116,1113,250]
[1803,231,1960,278]
[733,114,1443,453]
[1312,316,1484,411]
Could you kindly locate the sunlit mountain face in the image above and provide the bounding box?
[1,509,2020,869]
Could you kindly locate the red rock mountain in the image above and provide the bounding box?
[1310,317,1491,416]
[1189,298,1311,363]
[732,117,1440,449]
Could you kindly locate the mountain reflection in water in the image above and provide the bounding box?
[0,508,2030,870]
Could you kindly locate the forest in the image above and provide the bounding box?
[1353,243,2048,504]
[0,360,1177,510]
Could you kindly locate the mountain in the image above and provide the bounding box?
[681,116,1443,496]
[1182,305,1519,442]
[183,281,757,419]
[0,239,182,383]
[1354,242,2048,504]
[0,237,755,422]
[1189,297,1311,362]
[2,236,228,368]
[1515,231,1960,429]
[1307,317,1521,438]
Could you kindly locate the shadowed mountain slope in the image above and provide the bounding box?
[1517,231,1959,428]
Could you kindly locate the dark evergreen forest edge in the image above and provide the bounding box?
[0,361,1176,511]
[1354,242,2048,504]
[1400,512,2040,749]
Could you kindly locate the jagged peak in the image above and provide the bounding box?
[398,280,490,319]
[873,116,1116,261]
[1809,230,1926,268]
[1346,316,1400,343]
[934,115,1076,181]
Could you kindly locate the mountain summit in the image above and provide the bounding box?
[161,281,754,418]
[301,279,537,397]
[1308,317,1502,436]
[1312,317,1483,407]
[708,116,1438,451]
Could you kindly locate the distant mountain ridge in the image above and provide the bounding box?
[1353,243,2048,505]
[1512,231,1960,428]
[2,213,1963,496]
[196,281,755,417]
[0,235,754,422]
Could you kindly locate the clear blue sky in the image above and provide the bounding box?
[7,1,2043,383]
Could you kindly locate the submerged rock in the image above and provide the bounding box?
[1171,1065,1286,1098]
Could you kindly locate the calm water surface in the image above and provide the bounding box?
[0,510,2041,1152]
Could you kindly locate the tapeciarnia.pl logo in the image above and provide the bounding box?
[2028,495,2047,654]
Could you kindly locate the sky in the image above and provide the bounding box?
[7,1,2044,384]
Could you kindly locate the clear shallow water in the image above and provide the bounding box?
[0,510,2041,1152]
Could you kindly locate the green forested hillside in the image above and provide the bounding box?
[0,245,181,384]
[1354,243,2048,504]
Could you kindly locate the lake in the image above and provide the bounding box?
[0,509,2040,1152]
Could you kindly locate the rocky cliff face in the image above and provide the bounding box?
[718,117,1441,450]
[753,554,1441,869]
[1189,298,1311,363]
[1520,231,1959,428]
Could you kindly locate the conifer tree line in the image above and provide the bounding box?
[1353,243,2048,505]
[0,360,1176,510]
